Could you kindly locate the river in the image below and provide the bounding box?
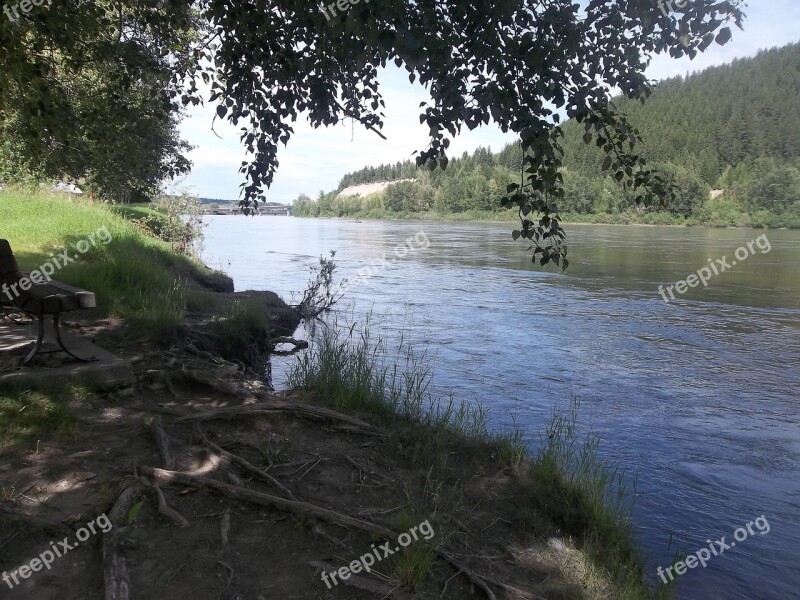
[201,216,800,600]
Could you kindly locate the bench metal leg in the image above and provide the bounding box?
[20,313,93,366]
[53,313,91,363]
[21,315,45,367]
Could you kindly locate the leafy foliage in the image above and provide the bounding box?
[295,43,800,229]
[0,1,197,200]
[2,0,744,262]
[295,251,343,321]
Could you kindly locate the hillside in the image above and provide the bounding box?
[294,43,800,227]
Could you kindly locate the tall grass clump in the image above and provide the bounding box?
[519,396,667,600]
[286,318,525,465]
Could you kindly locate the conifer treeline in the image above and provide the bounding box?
[293,44,800,227]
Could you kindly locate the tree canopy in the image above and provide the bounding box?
[295,43,800,229]
[1,0,744,265]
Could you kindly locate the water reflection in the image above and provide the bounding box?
[203,217,800,600]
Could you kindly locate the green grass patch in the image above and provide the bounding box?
[0,383,80,455]
[206,297,277,365]
[108,203,170,237]
[0,187,222,343]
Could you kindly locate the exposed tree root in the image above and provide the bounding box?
[194,424,296,500]
[103,486,137,600]
[174,399,374,431]
[153,484,189,528]
[151,415,176,470]
[172,370,252,398]
[308,560,416,599]
[438,550,498,600]
[141,466,391,537]
[140,466,501,600]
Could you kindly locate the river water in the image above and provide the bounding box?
[202,216,800,600]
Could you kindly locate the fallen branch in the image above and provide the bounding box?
[151,416,176,470]
[194,425,295,500]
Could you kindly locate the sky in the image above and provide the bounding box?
[176,1,800,203]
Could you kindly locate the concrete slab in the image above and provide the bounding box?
[0,320,134,389]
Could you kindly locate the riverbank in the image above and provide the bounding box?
[0,190,667,600]
[293,204,800,229]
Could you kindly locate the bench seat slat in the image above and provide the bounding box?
[0,240,97,314]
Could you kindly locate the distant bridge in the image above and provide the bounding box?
[202,205,292,216]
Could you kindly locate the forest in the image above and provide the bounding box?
[294,43,800,227]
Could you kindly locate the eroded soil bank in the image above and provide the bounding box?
[0,346,611,600]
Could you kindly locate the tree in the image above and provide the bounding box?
[2,0,744,265]
[0,1,197,200]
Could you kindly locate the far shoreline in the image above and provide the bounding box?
[287,213,791,230]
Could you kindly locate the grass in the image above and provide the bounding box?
[0,383,81,456]
[516,396,672,600]
[390,510,440,592]
[206,297,279,365]
[286,318,525,475]
[107,203,170,238]
[288,319,669,599]
[0,187,222,343]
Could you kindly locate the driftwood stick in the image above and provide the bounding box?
[151,416,176,470]
[175,400,374,430]
[308,560,415,599]
[153,484,189,528]
[194,425,296,500]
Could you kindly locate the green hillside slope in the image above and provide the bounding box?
[294,43,800,227]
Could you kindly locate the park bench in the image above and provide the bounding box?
[0,239,96,366]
